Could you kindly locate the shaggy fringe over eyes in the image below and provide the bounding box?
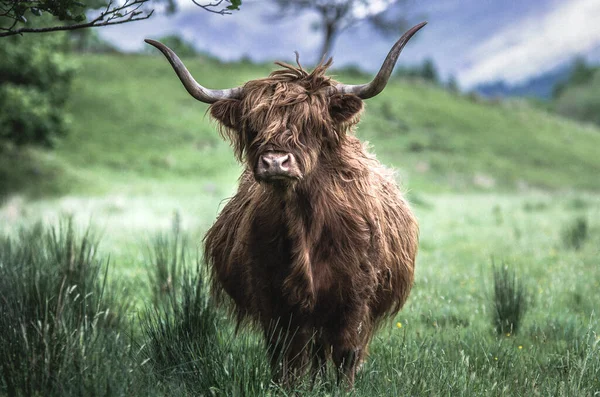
[210,58,362,163]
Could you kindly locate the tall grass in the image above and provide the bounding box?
[146,211,185,306]
[491,264,530,335]
[139,227,273,396]
[0,219,155,396]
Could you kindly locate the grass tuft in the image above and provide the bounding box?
[146,211,186,306]
[491,263,530,335]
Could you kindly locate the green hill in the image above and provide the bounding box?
[11,53,600,197]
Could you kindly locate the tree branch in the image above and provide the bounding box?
[191,0,228,15]
[0,0,154,37]
[0,14,153,37]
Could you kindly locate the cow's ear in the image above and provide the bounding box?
[329,94,363,125]
[210,99,242,129]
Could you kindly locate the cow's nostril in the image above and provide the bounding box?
[261,156,272,169]
[279,154,290,168]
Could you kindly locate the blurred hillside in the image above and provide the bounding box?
[474,57,600,130]
[4,53,600,199]
[475,65,572,99]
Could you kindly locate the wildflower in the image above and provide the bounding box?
[506,333,511,337]
[518,345,523,350]
[494,357,498,361]
[396,322,402,329]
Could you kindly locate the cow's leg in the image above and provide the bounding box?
[283,326,312,387]
[329,305,371,388]
[310,339,328,388]
[264,320,311,387]
[332,344,360,387]
[264,320,288,384]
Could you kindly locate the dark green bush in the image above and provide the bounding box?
[0,33,75,148]
[561,216,588,250]
[554,69,600,126]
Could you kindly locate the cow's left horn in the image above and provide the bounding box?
[145,39,243,103]
[331,21,427,100]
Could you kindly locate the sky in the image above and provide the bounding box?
[98,0,600,89]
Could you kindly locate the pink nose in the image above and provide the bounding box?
[257,152,297,179]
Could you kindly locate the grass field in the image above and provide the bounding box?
[1,53,599,395]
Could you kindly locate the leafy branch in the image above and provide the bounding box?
[0,0,154,37]
[191,0,241,15]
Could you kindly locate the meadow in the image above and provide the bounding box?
[1,53,599,396]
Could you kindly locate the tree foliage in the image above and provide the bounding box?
[552,57,596,99]
[395,58,439,84]
[147,34,197,57]
[446,75,460,93]
[554,69,600,126]
[0,33,76,147]
[271,0,409,59]
[552,57,600,126]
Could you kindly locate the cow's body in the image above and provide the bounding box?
[146,22,425,386]
[205,136,418,384]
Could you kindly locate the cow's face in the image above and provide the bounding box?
[210,65,363,188]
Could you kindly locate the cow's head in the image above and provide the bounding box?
[145,22,426,188]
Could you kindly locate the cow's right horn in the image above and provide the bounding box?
[145,39,243,104]
[330,21,427,100]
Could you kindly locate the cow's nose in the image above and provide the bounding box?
[261,153,290,171]
[257,152,297,179]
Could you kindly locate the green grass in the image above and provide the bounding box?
[2,196,599,395]
[2,53,600,395]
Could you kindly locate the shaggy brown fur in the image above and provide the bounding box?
[204,60,419,387]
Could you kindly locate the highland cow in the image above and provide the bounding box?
[146,22,424,387]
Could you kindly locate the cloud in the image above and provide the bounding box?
[458,0,600,88]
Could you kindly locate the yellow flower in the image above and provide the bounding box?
[518,345,523,350]
[396,322,402,329]
[506,333,511,337]
[494,357,498,361]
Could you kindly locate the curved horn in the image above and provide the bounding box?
[331,21,427,99]
[145,39,243,103]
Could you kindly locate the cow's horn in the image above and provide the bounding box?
[331,21,427,99]
[145,39,243,103]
